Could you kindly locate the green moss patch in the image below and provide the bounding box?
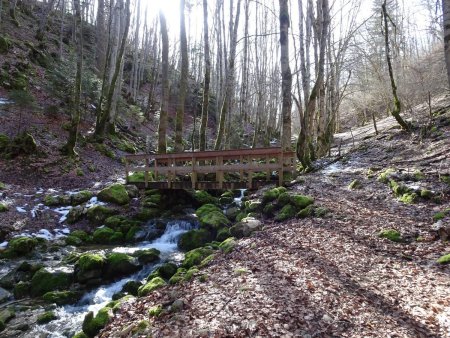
[82,307,113,338]
[92,227,122,244]
[290,195,314,209]
[37,311,58,324]
[348,179,362,190]
[275,204,297,221]
[98,184,130,205]
[137,277,166,297]
[8,236,38,256]
[178,229,212,251]
[378,229,401,242]
[262,187,287,203]
[132,248,160,264]
[219,237,236,253]
[42,290,82,305]
[30,267,73,297]
[437,254,450,264]
[87,205,118,224]
[148,305,163,317]
[182,247,214,269]
[0,203,8,212]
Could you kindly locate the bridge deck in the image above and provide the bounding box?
[124,147,296,190]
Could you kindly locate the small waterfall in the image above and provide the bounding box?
[30,218,196,338]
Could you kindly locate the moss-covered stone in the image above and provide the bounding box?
[169,268,187,284]
[290,195,314,209]
[437,254,450,264]
[389,180,408,196]
[148,305,163,317]
[314,207,329,218]
[66,206,84,224]
[399,192,417,204]
[245,200,263,212]
[182,247,214,269]
[348,179,362,190]
[72,332,89,338]
[37,311,58,324]
[0,203,8,212]
[191,190,218,206]
[132,248,160,264]
[13,281,30,299]
[378,229,401,242]
[134,208,160,221]
[82,307,113,338]
[125,225,143,242]
[71,191,93,205]
[43,194,70,206]
[230,217,262,238]
[120,281,142,296]
[420,189,433,199]
[137,277,166,297]
[8,236,38,256]
[219,237,236,253]
[178,228,212,251]
[76,253,105,283]
[433,212,446,221]
[42,290,82,305]
[274,204,297,221]
[297,205,314,218]
[377,168,396,183]
[196,204,221,218]
[262,187,287,203]
[216,227,231,242]
[104,253,139,279]
[184,267,199,281]
[30,267,73,296]
[198,210,230,229]
[65,235,83,246]
[276,192,291,207]
[98,184,130,205]
[92,227,116,244]
[0,182,5,190]
[86,205,117,224]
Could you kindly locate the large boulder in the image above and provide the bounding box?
[30,267,73,297]
[132,249,160,264]
[290,194,314,209]
[71,191,93,205]
[8,237,38,256]
[92,227,123,244]
[196,204,230,230]
[182,247,214,269]
[42,290,82,305]
[87,206,118,224]
[178,229,212,251]
[104,253,140,279]
[98,184,130,205]
[75,253,105,283]
[82,306,113,338]
[230,217,262,238]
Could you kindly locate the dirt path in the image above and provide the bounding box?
[100,114,450,337]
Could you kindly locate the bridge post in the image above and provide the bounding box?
[144,158,149,188]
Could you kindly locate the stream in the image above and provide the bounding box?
[24,219,196,338]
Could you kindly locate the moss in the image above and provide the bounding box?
[71,191,93,205]
[275,204,297,221]
[82,307,112,338]
[182,247,214,269]
[216,227,231,242]
[98,184,130,205]
[137,277,166,297]
[276,192,291,207]
[297,205,314,218]
[132,248,160,264]
[0,320,5,332]
[30,267,73,297]
[0,204,8,212]
[200,254,215,267]
[348,179,362,190]
[413,170,425,181]
[105,253,139,279]
[196,203,221,218]
[290,195,314,209]
[433,212,446,221]
[169,268,187,284]
[71,230,89,242]
[94,143,115,159]
[399,192,417,204]
[235,211,247,222]
[65,235,83,246]
[148,305,163,317]
[67,206,84,224]
[157,262,178,279]
[377,168,396,183]
[13,281,30,299]
[262,203,276,216]
[8,236,38,255]
[184,267,199,281]
[314,207,329,218]
[0,36,11,54]
[441,174,450,185]
[72,332,89,338]
[389,180,408,196]
[420,189,433,199]
[134,208,160,221]
[262,187,287,203]
[178,228,212,251]
[0,134,10,152]
[198,210,230,230]
[0,182,5,190]
[127,172,147,183]
[92,227,116,244]
[378,229,401,242]
[37,311,58,324]
[125,225,142,242]
[42,290,81,305]
[87,205,117,224]
[245,200,263,212]
[437,254,450,264]
[219,237,236,253]
[43,194,71,206]
[76,253,105,283]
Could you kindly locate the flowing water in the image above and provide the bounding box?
[28,219,196,338]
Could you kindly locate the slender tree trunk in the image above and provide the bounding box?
[62,0,83,156]
[36,0,56,41]
[96,0,106,76]
[158,10,169,154]
[443,0,450,89]
[174,0,189,152]
[199,0,210,151]
[382,0,409,130]
[9,0,19,26]
[279,0,292,151]
[58,0,65,59]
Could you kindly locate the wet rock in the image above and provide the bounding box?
[30,267,73,297]
[178,228,212,251]
[75,253,105,284]
[98,184,130,205]
[12,282,29,299]
[124,185,139,198]
[66,206,85,224]
[104,253,140,279]
[92,226,123,244]
[137,277,166,297]
[8,237,38,256]
[36,311,57,324]
[82,307,113,338]
[230,217,262,238]
[224,206,240,220]
[132,248,160,264]
[87,205,118,225]
[42,290,82,305]
[0,287,11,303]
[71,191,93,206]
[121,281,142,296]
[182,247,214,269]
[43,194,71,207]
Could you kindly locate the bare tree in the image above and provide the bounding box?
[158,10,169,154]
[36,0,57,41]
[443,0,450,88]
[199,0,211,151]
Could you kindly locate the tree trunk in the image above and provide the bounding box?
[279,0,292,151]
[36,0,56,41]
[443,0,450,89]
[96,0,106,76]
[174,0,189,153]
[382,0,409,130]
[9,0,19,26]
[58,0,65,60]
[158,10,169,154]
[62,0,83,156]
[199,0,211,151]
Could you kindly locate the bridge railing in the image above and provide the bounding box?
[124,147,296,189]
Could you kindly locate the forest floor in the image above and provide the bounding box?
[99,102,450,337]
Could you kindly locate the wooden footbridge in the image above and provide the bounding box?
[124,147,296,190]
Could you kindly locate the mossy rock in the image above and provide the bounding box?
[0,182,5,190]
[169,268,187,284]
[262,187,287,203]
[182,247,214,269]
[43,194,71,206]
[42,290,82,305]
[76,253,105,283]
[297,205,314,218]
[132,248,160,264]
[94,143,115,159]
[348,179,362,190]
[441,174,450,185]
[0,36,11,54]
[0,308,15,324]
[37,311,58,324]
[0,203,8,212]
[378,229,401,242]
[148,305,163,317]
[13,281,30,299]
[314,207,329,218]
[104,253,140,279]
[262,203,276,216]
[134,208,160,221]
[184,267,199,281]
[7,132,37,156]
[72,332,89,338]
[196,204,221,218]
[290,195,314,209]
[377,168,396,183]
[274,204,297,221]
[178,228,212,251]
[125,225,143,242]
[437,254,450,264]
[30,267,73,297]
[148,262,178,281]
[137,277,166,297]
[82,307,113,338]
[196,205,230,229]
[121,281,142,296]
[71,191,93,205]
[98,184,130,205]
[389,180,409,196]
[92,227,116,244]
[230,217,262,238]
[87,205,118,224]
[276,193,291,207]
[191,190,218,206]
[66,206,84,224]
[71,230,89,242]
[8,236,38,256]
[219,237,236,253]
[245,200,263,212]
[65,235,83,246]
[420,189,433,199]
[399,192,417,204]
[216,227,231,242]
